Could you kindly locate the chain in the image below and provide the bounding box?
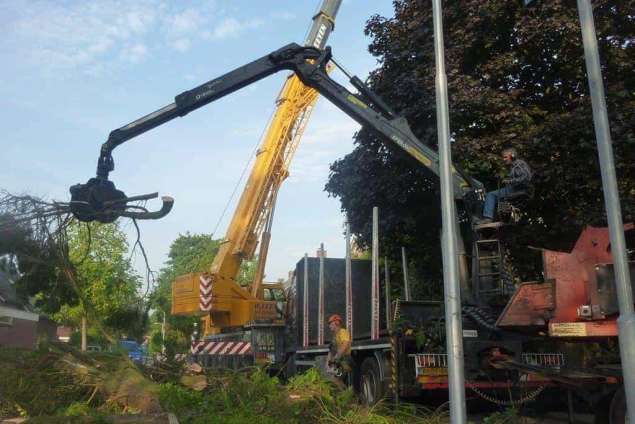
[466,381,546,406]
[393,298,401,322]
[462,305,500,333]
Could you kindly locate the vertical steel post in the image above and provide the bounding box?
[161,310,166,355]
[432,0,467,422]
[318,243,325,345]
[81,316,87,352]
[303,253,309,347]
[371,207,380,340]
[345,222,354,337]
[577,2,635,420]
[384,256,392,331]
[401,247,411,301]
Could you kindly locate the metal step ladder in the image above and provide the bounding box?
[472,236,505,300]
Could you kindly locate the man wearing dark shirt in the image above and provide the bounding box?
[478,148,532,224]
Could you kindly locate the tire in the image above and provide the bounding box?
[609,387,627,424]
[359,357,384,406]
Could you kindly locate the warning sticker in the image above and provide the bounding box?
[549,322,587,337]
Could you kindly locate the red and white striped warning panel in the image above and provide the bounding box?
[191,341,252,356]
[199,274,213,312]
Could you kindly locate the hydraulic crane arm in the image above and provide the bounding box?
[72,43,482,223]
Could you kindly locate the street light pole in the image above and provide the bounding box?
[576,1,635,421]
[432,0,467,422]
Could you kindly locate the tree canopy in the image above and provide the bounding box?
[54,221,144,338]
[326,0,634,292]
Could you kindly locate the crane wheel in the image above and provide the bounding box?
[608,387,627,424]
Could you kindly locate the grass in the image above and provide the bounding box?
[0,345,489,423]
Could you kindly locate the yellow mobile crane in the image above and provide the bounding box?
[170,0,343,337]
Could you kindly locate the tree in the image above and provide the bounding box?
[54,221,145,341]
[326,0,634,291]
[0,212,80,313]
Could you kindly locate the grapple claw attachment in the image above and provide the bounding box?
[69,178,173,223]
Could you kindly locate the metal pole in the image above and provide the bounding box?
[384,256,391,331]
[161,310,166,355]
[432,1,467,422]
[303,253,309,347]
[371,207,380,340]
[81,315,87,352]
[401,247,411,301]
[318,243,325,345]
[577,2,635,420]
[345,222,354,337]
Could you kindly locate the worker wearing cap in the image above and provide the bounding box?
[327,314,352,384]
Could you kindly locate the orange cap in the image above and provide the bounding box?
[328,314,343,324]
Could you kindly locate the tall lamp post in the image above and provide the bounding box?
[576,2,635,421]
[431,0,467,422]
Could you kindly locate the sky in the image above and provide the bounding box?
[0,0,396,283]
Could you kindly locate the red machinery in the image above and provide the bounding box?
[498,224,634,339]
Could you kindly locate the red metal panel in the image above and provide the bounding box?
[499,225,632,336]
[497,281,554,328]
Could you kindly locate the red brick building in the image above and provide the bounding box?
[0,269,57,349]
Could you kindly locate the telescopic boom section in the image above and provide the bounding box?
[209,0,342,306]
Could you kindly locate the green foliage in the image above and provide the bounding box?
[0,347,91,417]
[66,221,141,322]
[63,401,92,417]
[50,221,146,340]
[287,367,334,400]
[0,213,79,314]
[326,0,635,289]
[159,368,295,424]
[150,233,220,338]
[236,256,258,287]
[481,408,519,424]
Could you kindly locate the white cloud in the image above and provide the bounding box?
[1,1,296,71]
[169,38,192,53]
[270,11,295,21]
[167,8,205,34]
[163,8,207,53]
[207,17,264,40]
[120,43,149,63]
[3,0,159,70]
